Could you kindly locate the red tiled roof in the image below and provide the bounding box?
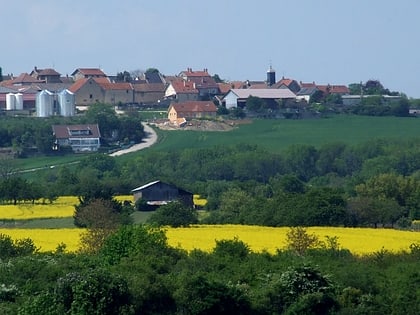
[68,77,111,93]
[71,68,106,77]
[133,83,166,92]
[38,68,60,76]
[52,124,101,139]
[181,69,211,78]
[12,73,44,84]
[68,78,88,93]
[317,85,349,94]
[98,82,132,90]
[170,80,198,93]
[170,101,217,113]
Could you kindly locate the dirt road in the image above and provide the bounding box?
[110,123,157,157]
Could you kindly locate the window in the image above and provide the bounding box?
[89,94,93,99]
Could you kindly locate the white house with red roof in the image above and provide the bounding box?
[52,124,101,152]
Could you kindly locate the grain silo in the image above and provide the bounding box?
[57,89,75,116]
[36,90,54,117]
[6,93,15,110]
[15,93,23,110]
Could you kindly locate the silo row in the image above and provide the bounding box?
[36,89,75,117]
[6,93,24,110]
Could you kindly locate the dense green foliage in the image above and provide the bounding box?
[0,226,418,314]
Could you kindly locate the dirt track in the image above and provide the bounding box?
[109,123,157,156]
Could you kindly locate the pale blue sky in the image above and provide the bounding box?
[3,0,420,97]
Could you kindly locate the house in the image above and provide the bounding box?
[131,180,194,208]
[317,84,350,96]
[69,77,134,106]
[52,124,101,153]
[223,88,296,109]
[30,67,62,83]
[164,79,199,102]
[296,87,319,103]
[133,82,166,105]
[178,68,219,99]
[273,77,301,94]
[71,68,107,81]
[168,101,218,123]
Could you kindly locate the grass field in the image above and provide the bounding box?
[147,115,420,154]
[1,225,418,255]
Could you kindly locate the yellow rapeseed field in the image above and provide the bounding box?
[0,228,84,252]
[165,225,420,255]
[0,196,79,220]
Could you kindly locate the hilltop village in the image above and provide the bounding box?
[0,66,412,122]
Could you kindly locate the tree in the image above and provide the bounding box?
[174,274,251,315]
[84,103,120,140]
[212,74,224,83]
[116,71,132,82]
[147,201,198,227]
[0,67,3,82]
[117,113,144,143]
[285,227,321,255]
[246,96,265,112]
[19,269,133,315]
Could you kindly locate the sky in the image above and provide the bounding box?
[3,0,420,97]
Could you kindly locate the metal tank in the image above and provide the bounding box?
[15,93,23,110]
[36,90,54,117]
[57,89,75,116]
[6,93,15,110]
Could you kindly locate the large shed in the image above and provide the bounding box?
[131,180,194,208]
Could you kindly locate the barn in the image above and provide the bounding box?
[131,180,194,209]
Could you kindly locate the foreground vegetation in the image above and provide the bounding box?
[0,225,419,314]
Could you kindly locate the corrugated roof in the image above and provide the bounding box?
[229,88,296,99]
[131,180,161,192]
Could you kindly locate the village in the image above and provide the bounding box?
[1,65,397,122]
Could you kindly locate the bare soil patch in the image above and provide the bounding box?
[155,119,252,131]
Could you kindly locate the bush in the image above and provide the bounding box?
[147,201,198,227]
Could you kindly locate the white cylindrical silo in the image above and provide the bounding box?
[6,93,15,110]
[36,90,54,117]
[15,93,23,110]
[57,89,75,116]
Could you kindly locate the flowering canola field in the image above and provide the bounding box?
[165,225,420,255]
[0,225,418,254]
[0,196,79,220]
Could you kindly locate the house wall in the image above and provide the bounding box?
[104,89,134,105]
[224,91,239,109]
[74,80,104,105]
[176,93,199,103]
[134,90,165,105]
[168,107,178,122]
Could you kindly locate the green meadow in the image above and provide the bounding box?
[148,115,420,154]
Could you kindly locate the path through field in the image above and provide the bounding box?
[110,123,157,156]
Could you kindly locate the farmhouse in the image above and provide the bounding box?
[131,180,193,208]
[168,101,218,124]
[52,124,101,153]
[223,88,296,109]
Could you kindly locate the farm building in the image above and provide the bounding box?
[223,88,296,109]
[167,101,217,124]
[131,180,193,209]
